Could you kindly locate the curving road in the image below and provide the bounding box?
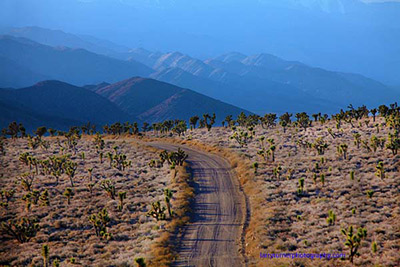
[149,142,245,267]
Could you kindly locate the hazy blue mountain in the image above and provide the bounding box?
[94,77,252,124]
[0,56,49,88]
[0,35,153,87]
[126,49,398,114]
[2,26,130,57]
[0,80,132,130]
[0,78,253,129]
[1,0,398,85]
[0,97,83,132]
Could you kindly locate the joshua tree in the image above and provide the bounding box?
[164,149,188,166]
[35,126,47,140]
[260,113,277,128]
[0,217,40,243]
[89,208,112,240]
[273,165,282,179]
[118,191,126,212]
[22,191,40,211]
[0,189,15,203]
[353,133,361,149]
[268,144,276,162]
[341,226,367,263]
[350,170,355,181]
[142,122,150,133]
[375,161,385,179]
[39,189,50,206]
[312,137,329,155]
[87,168,94,181]
[93,132,105,153]
[279,112,292,133]
[87,183,95,195]
[370,108,377,122]
[42,244,49,267]
[203,113,216,131]
[147,201,166,221]
[320,173,326,186]
[371,241,378,253]
[224,115,235,128]
[101,179,116,199]
[172,120,188,136]
[190,116,200,129]
[295,112,311,130]
[3,121,26,139]
[338,144,349,160]
[252,162,259,174]
[297,177,305,195]
[18,172,35,192]
[48,128,57,137]
[65,161,78,187]
[63,188,74,205]
[378,104,389,117]
[135,257,146,267]
[326,210,336,226]
[164,188,174,218]
[113,153,131,171]
[366,190,374,198]
[230,127,252,147]
[386,132,400,155]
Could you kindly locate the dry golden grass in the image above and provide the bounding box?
[145,117,400,267]
[0,135,187,266]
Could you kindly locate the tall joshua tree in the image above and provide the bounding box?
[370,108,377,122]
[203,113,216,131]
[190,116,200,129]
[63,188,74,205]
[35,126,47,140]
[164,188,173,218]
[279,112,292,133]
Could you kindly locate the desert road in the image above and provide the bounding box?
[149,142,246,267]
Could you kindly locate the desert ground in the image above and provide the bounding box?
[1,112,400,267]
[148,115,400,267]
[0,135,187,266]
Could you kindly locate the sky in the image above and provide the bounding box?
[0,0,399,85]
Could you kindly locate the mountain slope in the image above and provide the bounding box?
[0,97,82,131]
[3,26,129,56]
[130,49,398,113]
[95,77,252,123]
[0,80,131,129]
[0,35,153,87]
[0,56,48,88]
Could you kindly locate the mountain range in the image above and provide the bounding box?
[1,27,398,116]
[0,35,152,87]
[1,0,399,85]
[0,78,250,131]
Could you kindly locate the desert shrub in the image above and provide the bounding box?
[0,217,40,243]
[147,201,166,221]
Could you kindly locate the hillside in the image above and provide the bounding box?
[0,56,48,88]
[146,108,400,267]
[94,77,252,123]
[0,136,178,266]
[0,35,153,87]
[0,80,131,130]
